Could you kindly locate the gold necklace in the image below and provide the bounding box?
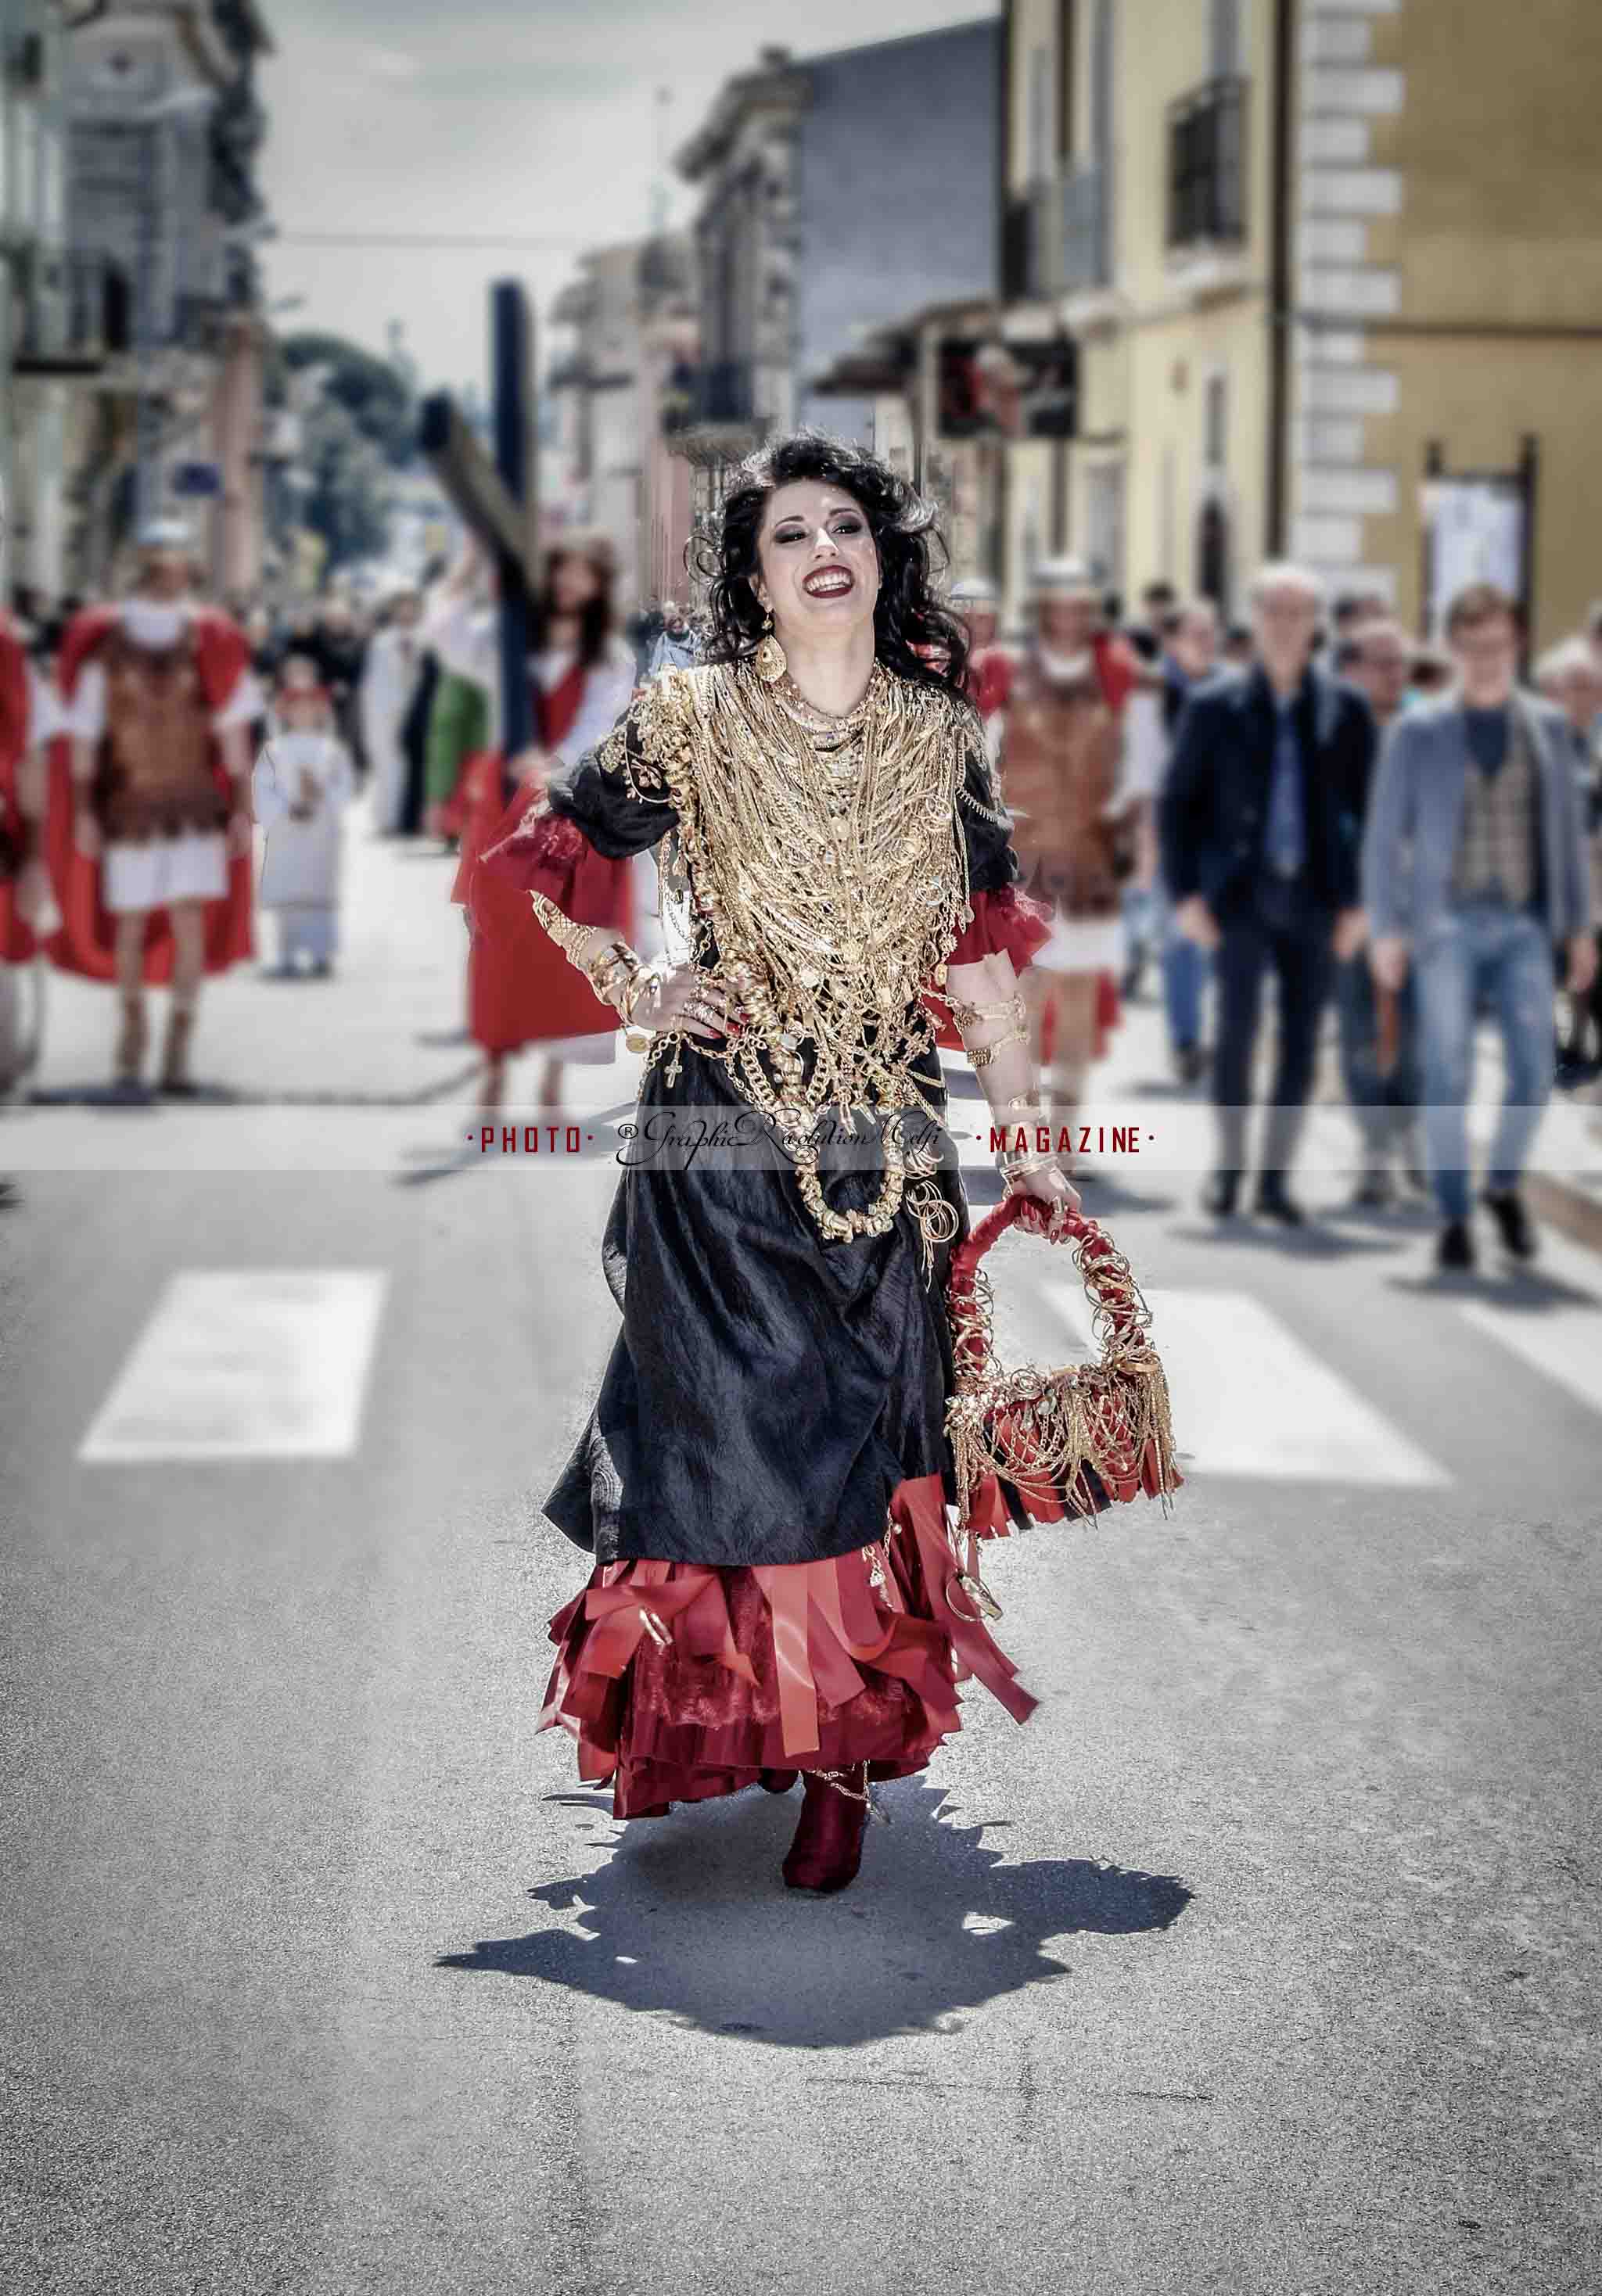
[771,665,878,744]
[633,662,977,1247]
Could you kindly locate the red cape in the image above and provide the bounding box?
[41,604,255,984]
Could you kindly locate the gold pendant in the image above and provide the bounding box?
[753,630,788,683]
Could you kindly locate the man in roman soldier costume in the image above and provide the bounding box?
[48,520,260,1094]
[993,557,1160,1135]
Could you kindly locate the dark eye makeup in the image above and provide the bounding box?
[771,512,865,544]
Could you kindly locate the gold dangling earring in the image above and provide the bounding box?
[753,608,788,684]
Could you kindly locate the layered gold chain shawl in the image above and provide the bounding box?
[596,659,979,1239]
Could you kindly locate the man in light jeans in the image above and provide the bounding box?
[1363,583,1596,1270]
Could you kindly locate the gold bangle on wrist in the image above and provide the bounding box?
[969,1025,1029,1071]
[529,890,598,967]
[951,993,1026,1031]
[1000,1150,1058,1183]
[617,957,668,1029]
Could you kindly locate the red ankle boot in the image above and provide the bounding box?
[781,1763,872,1893]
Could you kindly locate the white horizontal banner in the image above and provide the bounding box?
[2,1098,1600,1177]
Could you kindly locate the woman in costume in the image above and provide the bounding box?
[439,535,639,1114]
[480,434,1078,1896]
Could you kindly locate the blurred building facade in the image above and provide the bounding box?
[667,24,999,577]
[2,0,88,603]
[65,0,273,597]
[0,0,273,608]
[986,0,1602,638]
[547,230,698,611]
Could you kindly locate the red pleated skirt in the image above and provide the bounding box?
[538,1471,1039,1818]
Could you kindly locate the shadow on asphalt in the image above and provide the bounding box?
[1387,1265,1598,1309]
[1166,1218,1403,1258]
[436,1779,1191,2047]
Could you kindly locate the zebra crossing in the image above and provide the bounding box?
[1047,1281,1452,1487]
[79,1270,388,1462]
[72,1236,1602,1483]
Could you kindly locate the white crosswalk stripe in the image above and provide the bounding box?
[80,1271,387,1462]
[1457,1300,1602,1419]
[1045,1282,1453,1487]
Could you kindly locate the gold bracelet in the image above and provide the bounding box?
[617,957,669,1029]
[528,891,598,967]
[969,1025,1029,1071]
[998,1149,1059,1182]
[950,994,1026,1031]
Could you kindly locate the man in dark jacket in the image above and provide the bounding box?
[1160,562,1374,1222]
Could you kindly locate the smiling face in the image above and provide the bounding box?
[751,479,879,649]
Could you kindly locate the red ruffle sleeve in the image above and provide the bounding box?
[477,795,630,931]
[947,884,1053,971]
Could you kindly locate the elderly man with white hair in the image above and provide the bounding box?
[1159,561,1375,1223]
[644,598,699,679]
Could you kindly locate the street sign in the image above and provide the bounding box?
[172,460,223,498]
[936,335,1078,441]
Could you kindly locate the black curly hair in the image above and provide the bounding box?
[691,429,970,700]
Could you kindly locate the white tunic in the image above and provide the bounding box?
[253,731,354,910]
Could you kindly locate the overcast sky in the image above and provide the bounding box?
[257,0,993,396]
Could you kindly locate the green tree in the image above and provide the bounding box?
[278,332,415,468]
[271,331,417,572]
[300,395,391,570]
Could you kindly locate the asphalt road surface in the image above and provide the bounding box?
[3,816,1599,2294]
[3,1132,1599,2296]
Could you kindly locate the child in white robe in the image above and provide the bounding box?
[253,670,354,975]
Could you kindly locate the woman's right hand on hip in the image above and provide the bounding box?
[634,963,748,1043]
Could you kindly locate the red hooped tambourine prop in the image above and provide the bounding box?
[943,1194,1183,1580]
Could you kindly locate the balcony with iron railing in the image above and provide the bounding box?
[13,249,133,375]
[1166,76,1248,252]
[1005,164,1112,303]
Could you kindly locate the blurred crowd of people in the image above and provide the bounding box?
[953,558,1600,1270]
[1,495,1597,1281]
